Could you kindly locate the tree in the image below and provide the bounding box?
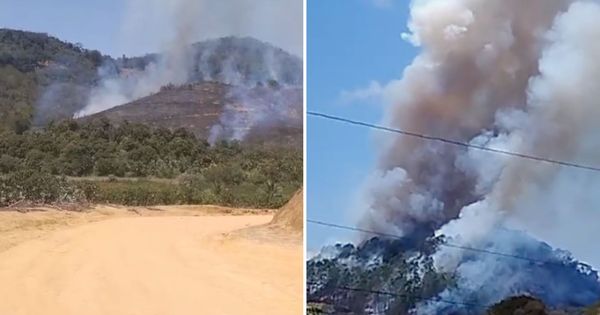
[94,158,126,177]
[0,154,19,173]
[24,149,46,170]
[59,142,93,176]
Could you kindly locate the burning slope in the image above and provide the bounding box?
[77,36,302,118]
[81,82,303,147]
[81,82,226,136]
[72,0,303,144]
[311,0,600,313]
[308,231,600,314]
[77,36,303,146]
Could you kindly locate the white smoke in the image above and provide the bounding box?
[117,0,302,57]
[208,85,303,144]
[75,0,302,117]
[362,0,600,285]
[442,0,600,267]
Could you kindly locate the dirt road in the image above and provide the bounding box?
[0,211,302,315]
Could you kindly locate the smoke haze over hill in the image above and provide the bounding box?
[118,0,303,57]
[77,0,302,118]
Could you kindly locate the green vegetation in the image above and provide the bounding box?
[0,28,303,208]
[0,65,36,133]
[0,119,302,208]
[0,28,107,130]
[0,28,103,74]
[0,170,83,206]
[306,304,326,315]
[0,29,303,134]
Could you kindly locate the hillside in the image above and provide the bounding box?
[122,37,302,86]
[0,28,303,145]
[0,29,105,132]
[81,82,303,148]
[307,231,600,315]
[0,28,104,74]
[189,36,302,85]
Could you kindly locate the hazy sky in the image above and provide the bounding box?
[0,0,302,57]
[307,0,417,252]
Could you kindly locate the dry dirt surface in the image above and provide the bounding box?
[229,189,303,245]
[0,206,302,315]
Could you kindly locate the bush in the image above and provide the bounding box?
[0,170,83,206]
[95,158,126,177]
[178,173,208,204]
[0,154,19,173]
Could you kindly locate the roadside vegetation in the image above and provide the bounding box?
[0,119,302,208]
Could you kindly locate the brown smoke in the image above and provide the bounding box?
[362,0,600,266]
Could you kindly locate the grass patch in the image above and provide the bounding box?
[74,177,297,208]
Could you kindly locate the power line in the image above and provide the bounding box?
[306,281,486,309]
[308,219,573,268]
[307,111,600,173]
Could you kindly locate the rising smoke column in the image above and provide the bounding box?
[434,0,600,267]
[362,0,574,238]
[74,0,200,117]
[359,0,600,310]
[362,0,600,256]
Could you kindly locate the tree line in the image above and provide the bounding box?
[0,119,302,208]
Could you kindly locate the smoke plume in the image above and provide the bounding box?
[357,0,600,310]
[75,0,302,117]
[208,85,302,144]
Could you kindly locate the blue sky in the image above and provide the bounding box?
[307,0,418,253]
[0,0,303,57]
[0,0,129,56]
